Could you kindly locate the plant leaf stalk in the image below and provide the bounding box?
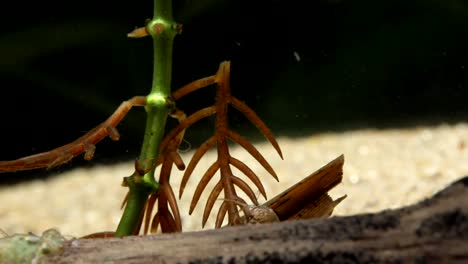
[115,0,179,237]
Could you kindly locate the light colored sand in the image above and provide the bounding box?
[1,122,468,237]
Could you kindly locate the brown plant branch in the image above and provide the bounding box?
[160,106,216,152]
[189,160,220,214]
[0,96,147,173]
[226,130,278,181]
[203,181,223,227]
[229,157,267,199]
[230,97,283,159]
[171,75,217,101]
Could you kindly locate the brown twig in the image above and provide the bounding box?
[0,96,147,173]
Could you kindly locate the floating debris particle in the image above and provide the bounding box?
[293,51,301,62]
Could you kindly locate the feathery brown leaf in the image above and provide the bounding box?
[173,61,283,228]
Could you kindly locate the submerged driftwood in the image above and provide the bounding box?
[40,175,468,263]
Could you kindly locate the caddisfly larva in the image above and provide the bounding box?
[224,198,280,225]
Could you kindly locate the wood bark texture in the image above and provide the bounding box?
[40,175,468,264]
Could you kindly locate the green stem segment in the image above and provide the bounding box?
[114,175,156,236]
[115,0,178,237]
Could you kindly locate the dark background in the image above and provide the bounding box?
[1,0,467,183]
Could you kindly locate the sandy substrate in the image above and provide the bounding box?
[1,122,468,237]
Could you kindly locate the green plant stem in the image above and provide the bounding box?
[114,175,156,236]
[115,0,178,237]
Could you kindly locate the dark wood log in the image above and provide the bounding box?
[39,176,468,264]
